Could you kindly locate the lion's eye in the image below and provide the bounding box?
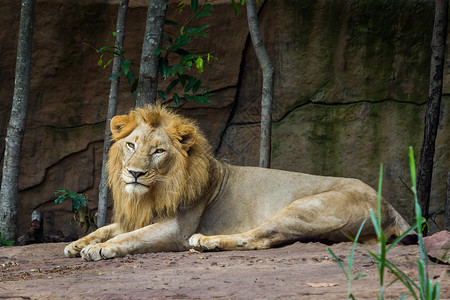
[154,148,165,154]
[126,142,135,150]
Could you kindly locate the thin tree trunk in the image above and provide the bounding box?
[445,171,450,230]
[417,0,448,235]
[97,0,129,228]
[0,0,36,241]
[246,0,274,168]
[135,0,168,107]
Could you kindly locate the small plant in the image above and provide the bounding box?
[328,147,441,299]
[54,189,97,233]
[0,232,14,247]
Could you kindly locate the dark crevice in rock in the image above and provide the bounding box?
[221,98,429,129]
[274,98,428,125]
[215,31,252,155]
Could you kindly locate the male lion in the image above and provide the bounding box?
[65,105,411,261]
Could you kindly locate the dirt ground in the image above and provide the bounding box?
[0,242,448,299]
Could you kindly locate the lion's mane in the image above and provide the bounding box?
[106,105,213,232]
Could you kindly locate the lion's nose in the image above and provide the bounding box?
[128,170,147,179]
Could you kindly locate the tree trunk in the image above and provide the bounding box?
[135,0,168,107]
[246,0,274,168]
[445,171,450,230]
[0,0,36,241]
[417,0,448,235]
[97,0,129,228]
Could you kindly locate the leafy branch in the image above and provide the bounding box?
[95,0,216,106]
[157,0,217,105]
[95,32,138,98]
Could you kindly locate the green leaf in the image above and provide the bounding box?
[97,54,104,66]
[165,19,181,26]
[121,59,131,74]
[109,72,123,81]
[184,76,197,92]
[195,57,204,73]
[161,58,170,79]
[126,71,135,85]
[155,48,165,56]
[162,35,173,43]
[54,195,66,205]
[112,31,117,38]
[103,58,114,69]
[231,0,239,15]
[173,93,180,106]
[158,90,167,101]
[184,94,195,101]
[177,65,184,75]
[191,0,198,13]
[131,78,139,93]
[179,74,188,86]
[174,48,190,58]
[180,54,197,64]
[167,79,180,92]
[169,66,177,77]
[204,4,213,11]
[194,10,212,19]
[193,78,202,93]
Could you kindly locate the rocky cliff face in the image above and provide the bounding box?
[0,0,448,238]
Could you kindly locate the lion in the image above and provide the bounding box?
[65,105,411,261]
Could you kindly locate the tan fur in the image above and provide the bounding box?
[64,105,411,261]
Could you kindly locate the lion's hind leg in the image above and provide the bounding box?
[189,189,374,251]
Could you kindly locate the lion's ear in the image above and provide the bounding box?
[176,125,196,152]
[110,115,135,140]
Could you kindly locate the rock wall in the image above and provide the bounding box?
[0,0,448,238]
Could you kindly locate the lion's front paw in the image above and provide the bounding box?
[189,233,221,251]
[80,243,120,261]
[188,233,204,249]
[64,241,86,258]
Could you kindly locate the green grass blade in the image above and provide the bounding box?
[326,248,349,280]
[377,164,383,230]
[348,218,368,273]
[409,147,416,193]
[386,224,417,252]
[369,209,381,238]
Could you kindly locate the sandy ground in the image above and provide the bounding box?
[0,242,449,299]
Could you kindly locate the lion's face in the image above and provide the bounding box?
[119,123,173,195]
[108,107,198,197]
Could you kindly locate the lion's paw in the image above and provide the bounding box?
[188,233,204,248]
[80,243,120,261]
[189,234,221,251]
[64,241,87,258]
